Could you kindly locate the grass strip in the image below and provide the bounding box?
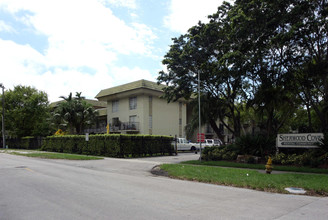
[182,160,328,174]
[160,164,328,196]
[11,152,103,160]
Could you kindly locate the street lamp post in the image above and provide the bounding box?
[0,83,5,149]
[198,71,202,161]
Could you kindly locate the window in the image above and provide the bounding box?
[129,115,137,130]
[129,115,137,123]
[112,100,119,112]
[129,97,137,110]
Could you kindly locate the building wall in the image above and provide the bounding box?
[105,91,187,137]
[107,97,128,124]
[151,96,186,137]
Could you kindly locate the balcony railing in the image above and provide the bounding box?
[110,122,139,132]
[84,127,107,134]
[84,122,140,134]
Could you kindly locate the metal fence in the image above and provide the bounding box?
[2,137,43,149]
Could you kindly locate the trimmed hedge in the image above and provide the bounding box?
[41,134,174,158]
[201,145,239,161]
[6,137,42,149]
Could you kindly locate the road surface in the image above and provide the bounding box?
[0,152,327,219]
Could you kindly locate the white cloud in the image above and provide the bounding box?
[99,0,137,9]
[0,39,46,77]
[39,69,114,102]
[0,0,159,102]
[0,38,115,101]
[111,66,155,85]
[0,37,156,102]
[164,0,226,33]
[0,20,15,33]
[0,0,157,60]
[130,12,138,19]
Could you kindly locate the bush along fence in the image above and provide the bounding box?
[4,137,43,150]
[41,134,174,158]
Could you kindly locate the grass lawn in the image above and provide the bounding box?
[182,160,328,174]
[160,164,328,196]
[10,151,103,160]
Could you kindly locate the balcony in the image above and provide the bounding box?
[110,122,140,133]
[84,127,106,134]
[84,122,140,134]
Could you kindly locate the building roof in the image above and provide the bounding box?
[84,99,107,108]
[50,99,107,109]
[96,108,107,117]
[95,79,165,99]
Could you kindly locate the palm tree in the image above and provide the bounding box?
[54,92,98,134]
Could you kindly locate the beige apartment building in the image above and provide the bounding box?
[95,79,187,137]
[51,80,229,142]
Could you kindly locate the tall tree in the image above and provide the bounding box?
[292,0,328,132]
[159,0,328,138]
[227,0,303,136]
[158,2,247,138]
[53,92,97,134]
[1,85,51,137]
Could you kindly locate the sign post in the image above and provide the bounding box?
[197,133,204,158]
[85,133,89,155]
[198,69,202,161]
[197,133,205,143]
[0,83,5,149]
[175,135,178,155]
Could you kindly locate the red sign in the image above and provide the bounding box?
[197,133,205,142]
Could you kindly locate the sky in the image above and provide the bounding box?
[0,0,226,102]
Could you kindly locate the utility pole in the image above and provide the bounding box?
[198,71,202,161]
[0,83,5,148]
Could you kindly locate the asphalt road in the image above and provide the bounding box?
[0,152,327,220]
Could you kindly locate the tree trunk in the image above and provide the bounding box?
[306,103,313,132]
[208,118,224,141]
[233,111,241,138]
[323,73,328,132]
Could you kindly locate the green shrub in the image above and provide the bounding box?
[41,134,173,158]
[6,137,41,149]
[235,134,276,157]
[272,152,286,164]
[202,133,328,168]
[272,149,327,168]
[202,145,238,161]
[247,156,256,164]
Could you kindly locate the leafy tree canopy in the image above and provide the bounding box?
[1,85,51,137]
[158,0,328,138]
